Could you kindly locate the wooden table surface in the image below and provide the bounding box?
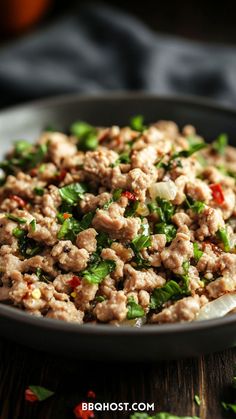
[0,338,236,419]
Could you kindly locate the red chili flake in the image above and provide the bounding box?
[30,168,37,177]
[122,191,136,201]
[55,169,67,182]
[209,183,225,205]
[25,388,38,402]
[74,403,94,419]
[87,390,96,398]
[68,276,82,288]
[10,195,27,207]
[63,213,72,219]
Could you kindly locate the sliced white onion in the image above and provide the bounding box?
[149,180,177,201]
[195,293,236,321]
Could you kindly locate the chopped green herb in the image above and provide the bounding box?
[28,385,54,402]
[59,182,87,205]
[12,227,25,238]
[130,115,146,132]
[187,135,204,147]
[212,133,228,155]
[125,200,139,217]
[132,235,151,252]
[80,211,94,230]
[217,227,230,252]
[38,164,46,174]
[111,152,131,167]
[127,297,145,320]
[193,242,203,262]
[36,268,51,284]
[82,260,116,284]
[103,189,122,210]
[96,232,113,252]
[57,217,80,241]
[113,188,123,201]
[5,214,27,224]
[194,395,201,406]
[149,198,175,223]
[14,140,31,155]
[95,295,107,302]
[173,142,206,158]
[222,402,236,414]
[29,219,36,232]
[155,223,176,243]
[34,187,44,196]
[185,197,205,214]
[16,231,41,258]
[70,121,98,151]
[150,280,183,310]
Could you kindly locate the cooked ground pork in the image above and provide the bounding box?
[1,118,236,325]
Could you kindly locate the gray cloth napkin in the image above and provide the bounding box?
[0,3,236,107]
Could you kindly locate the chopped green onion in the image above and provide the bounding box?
[212,133,228,155]
[193,242,203,262]
[130,115,146,132]
[217,227,230,252]
[6,214,27,224]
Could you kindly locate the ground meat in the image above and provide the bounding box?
[28,216,59,245]
[186,179,212,203]
[124,264,166,292]
[92,202,141,241]
[51,241,89,271]
[1,119,236,326]
[172,212,191,228]
[151,296,200,323]
[161,226,193,272]
[94,291,127,322]
[46,300,84,323]
[40,132,77,166]
[196,207,225,240]
[101,248,124,279]
[76,228,97,253]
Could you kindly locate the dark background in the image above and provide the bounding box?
[2,0,236,44]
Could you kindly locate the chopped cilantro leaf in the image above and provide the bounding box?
[212,133,228,155]
[29,219,36,232]
[82,260,116,284]
[194,395,201,406]
[131,235,151,252]
[150,280,183,310]
[70,121,98,151]
[34,187,44,196]
[130,115,146,132]
[217,227,230,252]
[155,223,176,243]
[59,182,87,205]
[173,142,206,158]
[149,198,175,223]
[125,200,139,217]
[185,197,205,214]
[111,153,131,167]
[57,217,80,241]
[28,385,54,401]
[193,242,203,262]
[127,297,145,320]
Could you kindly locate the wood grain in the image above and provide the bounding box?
[0,338,235,419]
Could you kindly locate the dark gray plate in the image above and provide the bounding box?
[1,92,236,361]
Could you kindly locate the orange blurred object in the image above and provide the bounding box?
[0,0,52,34]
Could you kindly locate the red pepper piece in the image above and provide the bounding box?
[10,195,27,207]
[63,213,72,219]
[73,402,94,419]
[209,183,225,204]
[25,388,38,402]
[87,390,96,398]
[68,276,82,288]
[55,169,67,182]
[122,191,136,201]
